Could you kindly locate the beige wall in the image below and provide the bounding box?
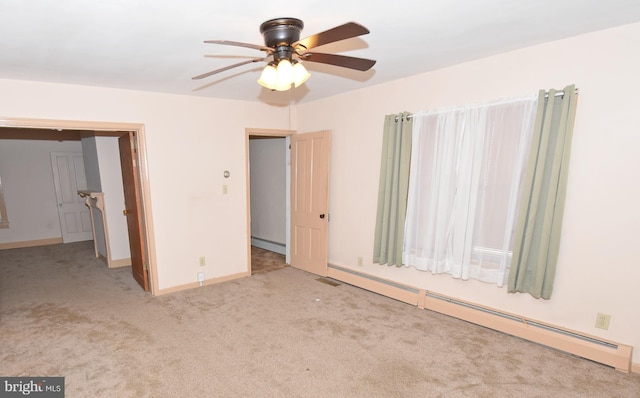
[297,22,640,362]
[93,136,131,262]
[0,79,291,290]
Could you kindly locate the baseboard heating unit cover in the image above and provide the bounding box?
[327,264,632,373]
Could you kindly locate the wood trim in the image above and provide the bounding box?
[0,127,122,140]
[88,250,130,269]
[632,362,640,374]
[98,254,131,268]
[133,125,158,295]
[246,127,295,137]
[0,237,63,250]
[154,271,250,296]
[0,117,143,132]
[0,176,8,228]
[108,258,131,268]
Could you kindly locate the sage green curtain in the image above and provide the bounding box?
[508,85,578,299]
[373,112,412,266]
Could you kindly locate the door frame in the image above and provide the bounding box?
[0,117,158,295]
[245,127,294,273]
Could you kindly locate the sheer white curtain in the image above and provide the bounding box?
[403,96,538,286]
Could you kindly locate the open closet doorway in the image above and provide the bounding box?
[246,128,292,275]
[0,118,157,294]
[246,127,332,278]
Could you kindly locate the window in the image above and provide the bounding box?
[402,96,538,287]
[0,176,8,228]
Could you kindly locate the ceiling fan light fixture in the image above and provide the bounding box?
[257,63,277,89]
[258,60,311,91]
[274,59,294,91]
[292,62,311,88]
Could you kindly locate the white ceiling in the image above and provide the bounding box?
[2,0,640,105]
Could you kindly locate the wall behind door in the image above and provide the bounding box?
[0,139,83,245]
[81,136,131,263]
[249,137,286,253]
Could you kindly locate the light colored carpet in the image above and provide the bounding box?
[1,241,639,397]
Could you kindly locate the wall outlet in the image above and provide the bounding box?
[199,256,206,267]
[595,313,611,330]
[357,257,363,266]
[197,272,205,283]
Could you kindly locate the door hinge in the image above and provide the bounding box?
[143,261,148,271]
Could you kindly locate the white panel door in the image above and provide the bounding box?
[51,152,92,243]
[290,130,331,276]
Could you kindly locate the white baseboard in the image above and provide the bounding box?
[0,237,63,250]
[98,253,131,268]
[154,271,250,296]
[251,237,285,255]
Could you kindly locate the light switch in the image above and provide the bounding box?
[222,184,228,194]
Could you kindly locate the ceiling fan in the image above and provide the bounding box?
[192,17,376,91]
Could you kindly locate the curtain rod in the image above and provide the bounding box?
[546,88,579,98]
[394,114,412,122]
[396,88,578,122]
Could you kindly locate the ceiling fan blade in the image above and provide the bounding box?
[204,40,273,53]
[293,22,370,51]
[192,57,266,80]
[299,52,376,71]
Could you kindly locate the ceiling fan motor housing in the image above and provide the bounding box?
[260,17,304,49]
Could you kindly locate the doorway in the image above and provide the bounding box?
[0,118,156,294]
[247,129,291,275]
[245,128,331,277]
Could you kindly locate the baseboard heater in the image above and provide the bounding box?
[421,291,632,373]
[250,237,286,255]
[327,264,632,373]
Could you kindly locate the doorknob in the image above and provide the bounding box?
[123,209,129,215]
[319,213,325,219]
